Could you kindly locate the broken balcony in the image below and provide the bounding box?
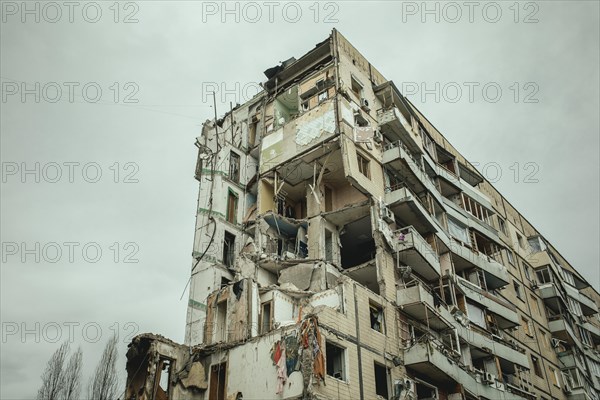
[394,226,441,281]
[259,212,309,272]
[450,240,509,290]
[396,281,452,330]
[453,321,529,370]
[558,350,588,371]
[442,196,500,244]
[404,340,528,400]
[548,314,578,345]
[455,276,519,328]
[581,321,600,344]
[377,107,421,154]
[383,140,442,206]
[385,185,440,235]
[563,283,599,316]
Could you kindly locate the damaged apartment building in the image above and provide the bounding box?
[125,30,600,400]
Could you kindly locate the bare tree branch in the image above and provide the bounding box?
[37,341,69,400]
[61,346,82,400]
[88,334,120,400]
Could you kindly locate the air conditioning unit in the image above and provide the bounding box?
[382,207,395,224]
[483,372,496,384]
[360,98,370,112]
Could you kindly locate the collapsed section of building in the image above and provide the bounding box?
[125,29,600,400]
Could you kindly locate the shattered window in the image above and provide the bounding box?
[369,302,384,333]
[325,341,346,381]
[229,151,240,182]
[223,231,235,268]
[357,153,370,179]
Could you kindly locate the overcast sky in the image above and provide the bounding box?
[1,1,598,398]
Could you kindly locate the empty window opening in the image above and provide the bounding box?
[498,218,507,234]
[531,355,543,377]
[340,216,375,269]
[215,300,227,342]
[220,276,231,288]
[154,357,173,400]
[326,342,346,381]
[513,281,523,300]
[506,249,515,265]
[223,231,235,268]
[351,75,364,99]
[260,301,272,334]
[374,363,389,399]
[357,153,370,178]
[209,362,227,400]
[415,379,438,400]
[370,302,384,333]
[516,233,525,249]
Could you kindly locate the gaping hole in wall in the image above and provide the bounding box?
[274,85,299,128]
[209,362,227,400]
[154,357,173,400]
[325,341,346,381]
[262,213,308,260]
[223,231,235,268]
[340,216,375,269]
[374,362,389,399]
